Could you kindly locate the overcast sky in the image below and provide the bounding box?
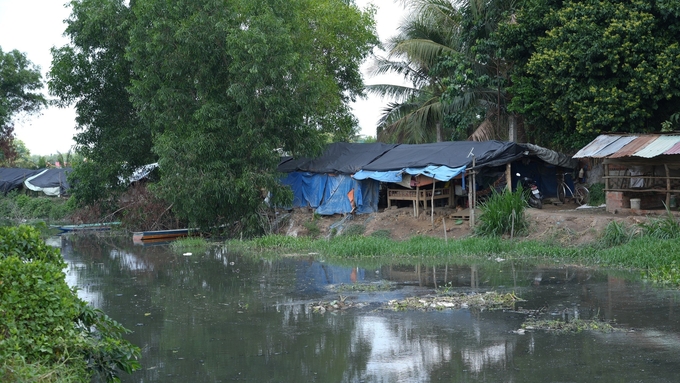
[0,0,406,155]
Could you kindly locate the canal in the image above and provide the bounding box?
[56,235,680,382]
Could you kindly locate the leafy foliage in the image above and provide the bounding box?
[475,187,528,237]
[126,0,377,233]
[49,0,155,207]
[0,47,46,164]
[0,225,140,382]
[0,192,75,222]
[499,0,680,150]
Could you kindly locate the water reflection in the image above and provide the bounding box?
[56,235,680,382]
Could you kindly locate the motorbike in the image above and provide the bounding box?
[516,173,543,209]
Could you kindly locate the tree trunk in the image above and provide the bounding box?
[508,113,517,142]
[436,122,442,142]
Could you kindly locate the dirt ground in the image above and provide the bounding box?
[281,200,677,246]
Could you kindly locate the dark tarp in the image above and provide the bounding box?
[361,141,526,171]
[0,168,42,194]
[521,143,578,169]
[277,142,398,174]
[24,168,73,196]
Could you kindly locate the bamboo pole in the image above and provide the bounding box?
[431,181,435,225]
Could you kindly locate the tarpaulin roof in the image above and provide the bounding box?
[278,142,397,174]
[522,143,578,169]
[573,134,680,159]
[361,141,525,171]
[24,168,72,196]
[0,168,42,194]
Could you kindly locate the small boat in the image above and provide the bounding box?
[132,228,193,242]
[54,222,121,232]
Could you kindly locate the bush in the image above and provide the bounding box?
[0,192,74,221]
[588,183,605,206]
[601,221,636,247]
[0,225,140,382]
[475,188,528,237]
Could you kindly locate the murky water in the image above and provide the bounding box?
[57,235,680,382]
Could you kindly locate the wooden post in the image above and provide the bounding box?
[468,171,473,229]
[415,185,419,218]
[470,157,476,228]
[506,163,512,191]
[666,164,671,207]
[605,162,610,191]
[431,181,435,225]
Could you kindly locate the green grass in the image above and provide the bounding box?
[0,354,89,383]
[475,188,528,237]
[169,237,211,253]
[226,231,680,283]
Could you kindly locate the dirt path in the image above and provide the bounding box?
[282,201,672,246]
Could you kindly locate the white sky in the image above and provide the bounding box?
[0,0,406,155]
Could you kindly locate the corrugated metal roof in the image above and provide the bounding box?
[572,135,621,158]
[591,136,637,158]
[633,136,680,158]
[664,141,680,155]
[608,135,659,158]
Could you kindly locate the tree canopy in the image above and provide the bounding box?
[0,47,46,164]
[49,0,153,205]
[50,0,377,233]
[498,0,680,150]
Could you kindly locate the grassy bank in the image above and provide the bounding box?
[0,192,74,224]
[226,223,680,288]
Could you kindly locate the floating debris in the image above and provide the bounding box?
[387,291,523,311]
[312,295,365,313]
[521,318,622,333]
[331,281,394,293]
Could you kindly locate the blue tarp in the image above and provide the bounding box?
[281,172,379,215]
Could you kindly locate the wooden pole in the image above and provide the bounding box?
[431,181,435,225]
[506,163,512,191]
[666,164,671,207]
[470,157,476,228]
[415,185,420,218]
[467,171,473,229]
[443,217,448,243]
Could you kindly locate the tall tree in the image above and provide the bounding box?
[127,0,377,233]
[499,0,680,151]
[49,0,153,206]
[368,0,462,143]
[0,47,46,163]
[369,0,518,144]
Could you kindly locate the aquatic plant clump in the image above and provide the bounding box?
[521,318,620,334]
[387,291,524,311]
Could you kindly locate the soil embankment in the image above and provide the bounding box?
[283,201,672,246]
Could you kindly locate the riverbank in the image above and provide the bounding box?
[280,201,669,246]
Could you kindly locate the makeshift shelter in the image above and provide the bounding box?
[0,168,42,194]
[279,141,576,217]
[24,168,72,197]
[279,143,396,215]
[573,134,680,211]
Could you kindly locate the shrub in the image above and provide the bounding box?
[588,183,605,206]
[0,225,140,382]
[638,212,680,240]
[343,224,366,237]
[0,192,74,221]
[475,188,528,237]
[601,221,636,247]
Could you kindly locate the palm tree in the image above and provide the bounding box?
[369,0,519,143]
[368,0,461,143]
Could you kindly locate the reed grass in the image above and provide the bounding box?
[169,237,211,253]
[475,188,528,237]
